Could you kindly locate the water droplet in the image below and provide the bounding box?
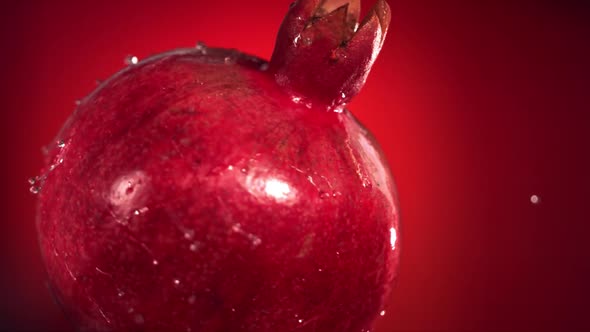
[231,308,236,312]
[298,319,303,324]
[293,35,301,47]
[530,195,540,204]
[332,106,344,113]
[250,236,262,247]
[132,207,149,216]
[74,99,81,106]
[152,260,159,266]
[302,37,313,46]
[184,230,194,240]
[224,56,235,65]
[318,268,323,272]
[118,291,125,297]
[124,55,139,65]
[173,279,180,285]
[341,92,346,99]
[27,177,37,185]
[319,191,331,199]
[30,186,40,194]
[240,168,248,174]
[195,41,208,54]
[380,310,386,316]
[56,140,65,148]
[189,243,199,252]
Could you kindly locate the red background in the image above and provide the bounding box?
[1,0,589,331]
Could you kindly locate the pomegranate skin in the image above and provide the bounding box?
[36,48,400,332]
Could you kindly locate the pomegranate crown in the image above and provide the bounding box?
[269,0,391,109]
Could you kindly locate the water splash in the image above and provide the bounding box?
[28,140,68,194]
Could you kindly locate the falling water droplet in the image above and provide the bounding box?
[319,191,331,199]
[152,260,159,266]
[380,310,386,316]
[240,168,248,174]
[298,319,303,324]
[124,55,139,65]
[173,279,181,286]
[28,177,37,185]
[530,195,540,204]
[118,291,125,297]
[56,140,65,148]
[29,186,40,194]
[189,243,198,252]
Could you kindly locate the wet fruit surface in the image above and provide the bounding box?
[35,1,400,331]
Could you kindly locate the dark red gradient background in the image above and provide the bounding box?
[1,1,589,331]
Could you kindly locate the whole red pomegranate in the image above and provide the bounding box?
[34,0,400,331]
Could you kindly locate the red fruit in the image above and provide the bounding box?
[34,0,400,331]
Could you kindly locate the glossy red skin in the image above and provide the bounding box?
[36,48,400,332]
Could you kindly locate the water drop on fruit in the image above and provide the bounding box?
[124,55,139,65]
[35,1,400,331]
[195,41,207,54]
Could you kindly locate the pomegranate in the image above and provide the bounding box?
[34,0,400,331]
